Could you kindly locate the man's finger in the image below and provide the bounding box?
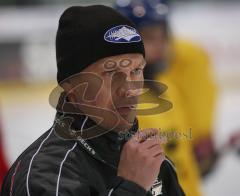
[131,128,158,143]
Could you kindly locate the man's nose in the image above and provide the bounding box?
[117,83,131,97]
[113,71,142,98]
[116,81,142,98]
[113,71,131,97]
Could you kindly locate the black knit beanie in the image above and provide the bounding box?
[56,5,145,83]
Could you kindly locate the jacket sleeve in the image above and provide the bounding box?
[161,159,185,196]
[20,169,147,196]
[100,176,147,196]
[26,161,147,196]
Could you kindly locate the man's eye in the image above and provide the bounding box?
[104,70,117,76]
[132,68,143,75]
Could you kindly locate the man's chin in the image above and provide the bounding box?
[113,116,135,132]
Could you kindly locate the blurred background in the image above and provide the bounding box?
[0,0,240,195]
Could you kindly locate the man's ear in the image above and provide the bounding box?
[60,80,77,103]
[61,80,72,92]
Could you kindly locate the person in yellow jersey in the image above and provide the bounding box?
[115,0,217,195]
[163,39,217,178]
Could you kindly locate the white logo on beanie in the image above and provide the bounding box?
[104,25,141,43]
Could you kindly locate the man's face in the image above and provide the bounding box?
[140,25,169,64]
[65,53,146,132]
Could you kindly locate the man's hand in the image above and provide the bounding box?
[117,129,165,191]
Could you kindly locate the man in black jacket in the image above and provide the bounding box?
[1,5,185,196]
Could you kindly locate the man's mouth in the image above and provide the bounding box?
[116,105,137,114]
